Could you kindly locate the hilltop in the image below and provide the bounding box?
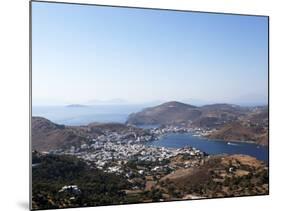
[127,101,201,125]
[32,117,88,152]
[126,101,268,145]
[126,101,247,126]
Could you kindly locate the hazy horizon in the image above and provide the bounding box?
[32,98,268,107]
[32,2,268,107]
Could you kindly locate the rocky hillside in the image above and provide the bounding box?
[159,154,268,198]
[32,117,88,152]
[127,101,252,127]
[126,101,268,145]
[207,106,268,145]
[126,101,201,125]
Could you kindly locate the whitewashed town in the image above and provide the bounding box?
[50,125,210,175]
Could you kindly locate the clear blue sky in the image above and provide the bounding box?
[32,2,268,106]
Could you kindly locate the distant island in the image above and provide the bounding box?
[66,104,88,108]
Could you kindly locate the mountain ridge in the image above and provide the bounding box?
[126,101,268,145]
[126,101,248,126]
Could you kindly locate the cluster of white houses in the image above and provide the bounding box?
[49,124,210,177]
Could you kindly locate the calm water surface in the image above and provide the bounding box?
[147,133,268,163]
[32,105,144,125]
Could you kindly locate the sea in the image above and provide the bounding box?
[147,133,268,163]
[32,105,144,126]
[32,105,268,163]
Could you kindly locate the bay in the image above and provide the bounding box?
[147,133,268,163]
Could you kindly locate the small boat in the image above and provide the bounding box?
[227,142,238,146]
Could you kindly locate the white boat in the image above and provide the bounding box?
[227,142,238,146]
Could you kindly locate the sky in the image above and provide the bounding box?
[32,2,268,106]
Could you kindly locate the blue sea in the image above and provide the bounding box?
[32,105,144,126]
[147,133,268,163]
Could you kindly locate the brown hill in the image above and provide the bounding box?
[126,101,201,125]
[126,102,249,127]
[32,117,88,152]
[207,121,268,145]
[207,121,256,142]
[160,154,268,198]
